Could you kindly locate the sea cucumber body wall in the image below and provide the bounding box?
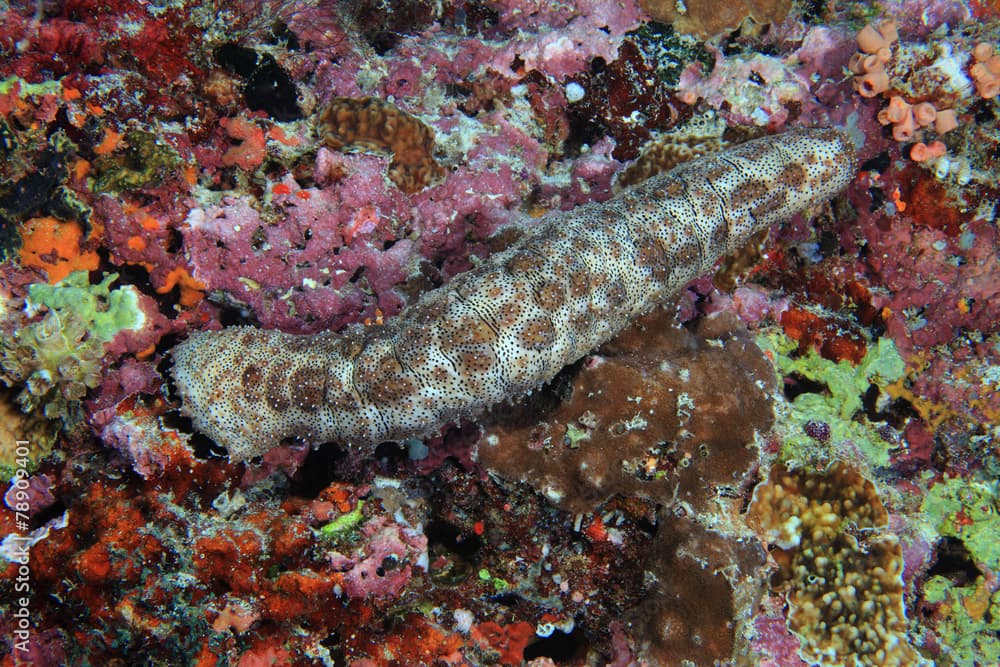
[172,128,857,461]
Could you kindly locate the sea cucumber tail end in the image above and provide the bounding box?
[171,326,349,462]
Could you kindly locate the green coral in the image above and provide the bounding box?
[758,332,906,466]
[922,575,1000,667]
[0,271,145,426]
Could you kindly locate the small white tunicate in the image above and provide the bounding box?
[565,81,586,103]
[933,155,952,180]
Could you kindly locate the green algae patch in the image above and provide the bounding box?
[0,76,62,99]
[0,272,146,455]
[920,477,1000,574]
[28,271,145,342]
[478,567,510,592]
[318,501,365,539]
[758,332,906,466]
[923,575,1000,667]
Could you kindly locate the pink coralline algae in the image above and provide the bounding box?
[327,515,429,599]
[847,183,1000,351]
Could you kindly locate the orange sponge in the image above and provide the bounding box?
[19,217,99,283]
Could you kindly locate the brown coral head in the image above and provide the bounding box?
[640,0,792,40]
[317,96,445,193]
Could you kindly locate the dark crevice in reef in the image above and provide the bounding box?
[524,629,586,663]
[926,536,981,587]
[287,442,351,498]
[782,371,829,402]
[425,520,483,559]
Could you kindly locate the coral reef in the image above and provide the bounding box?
[0,0,997,664]
[748,462,926,667]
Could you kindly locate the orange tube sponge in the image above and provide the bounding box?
[910,140,946,163]
[856,24,887,54]
[848,53,867,75]
[875,19,898,45]
[855,70,890,97]
[934,108,959,134]
[861,54,884,73]
[970,43,1000,99]
[892,109,916,141]
[884,95,911,124]
[912,102,936,127]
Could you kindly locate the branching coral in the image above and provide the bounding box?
[317,97,445,194]
[748,462,928,667]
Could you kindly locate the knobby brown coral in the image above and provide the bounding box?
[640,0,792,40]
[317,96,445,193]
[478,308,775,515]
[747,462,928,667]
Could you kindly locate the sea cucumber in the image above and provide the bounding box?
[172,128,857,461]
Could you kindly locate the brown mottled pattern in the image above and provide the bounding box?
[615,112,728,189]
[172,129,857,461]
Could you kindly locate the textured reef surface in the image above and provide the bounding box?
[1,1,999,665]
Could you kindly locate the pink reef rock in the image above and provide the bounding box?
[183,131,540,332]
[182,171,410,333]
[864,218,999,351]
[4,474,57,518]
[485,0,644,80]
[327,515,428,599]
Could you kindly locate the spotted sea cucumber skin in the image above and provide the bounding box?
[172,129,857,461]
